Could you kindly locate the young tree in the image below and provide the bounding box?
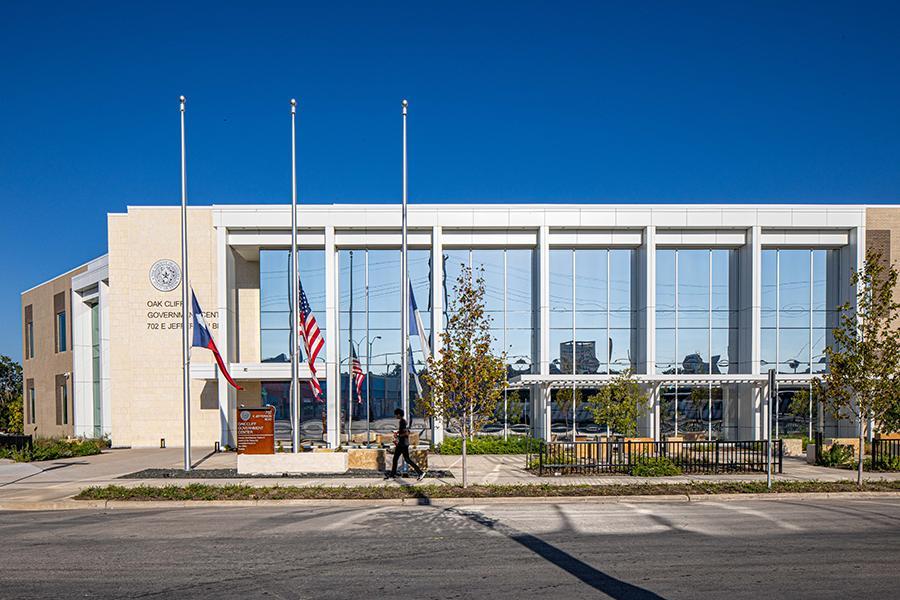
[585,370,649,438]
[0,355,23,434]
[505,390,525,426]
[813,250,900,486]
[420,266,506,487]
[786,388,810,420]
[554,387,583,434]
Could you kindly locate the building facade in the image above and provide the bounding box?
[21,264,86,438]
[21,203,900,447]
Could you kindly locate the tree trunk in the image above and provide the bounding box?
[858,413,865,488]
[462,431,468,488]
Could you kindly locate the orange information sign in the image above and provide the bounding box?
[236,406,275,455]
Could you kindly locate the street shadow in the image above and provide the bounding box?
[44,461,89,471]
[445,507,667,599]
[390,478,432,505]
[0,461,89,488]
[191,450,218,469]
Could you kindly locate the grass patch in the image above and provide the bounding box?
[0,438,107,462]
[435,436,541,455]
[74,480,900,502]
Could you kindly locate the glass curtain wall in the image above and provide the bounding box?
[259,249,327,440]
[338,249,432,441]
[761,249,838,439]
[443,248,535,436]
[761,249,834,375]
[656,249,739,440]
[549,249,635,438]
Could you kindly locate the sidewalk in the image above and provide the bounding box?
[2,448,899,507]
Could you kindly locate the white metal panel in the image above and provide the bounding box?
[656,229,746,246]
[548,229,642,246]
[650,210,688,227]
[614,209,652,226]
[760,230,850,247]
[685,210,724,227]
[756,209,793,227]
[577,209,617,227]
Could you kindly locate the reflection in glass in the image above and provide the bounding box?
[260,249,326,363]
[337,249,433,440]
[761,248,838,374]
[550,248,635,375]
[660,384,742,440]
[656,248,738,375]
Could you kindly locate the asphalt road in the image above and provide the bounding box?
[1,498,899,599]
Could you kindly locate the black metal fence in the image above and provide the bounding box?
[0,434,32,452]
[872,438,900,465]
[531,439,783,476]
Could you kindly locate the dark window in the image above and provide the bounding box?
[26,379,35,424]
[53,292,66,354]
[55,375,68,426]
[56,311,67,352]
[24,305,34,359]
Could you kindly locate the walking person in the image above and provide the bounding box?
[385,408,427,481]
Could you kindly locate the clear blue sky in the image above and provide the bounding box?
[3,1,900,361]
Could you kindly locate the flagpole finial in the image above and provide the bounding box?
[402,99,408,114]
[179,95,185,104]
[291,98,297,113]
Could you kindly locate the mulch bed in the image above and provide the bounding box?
[120,468,454,480]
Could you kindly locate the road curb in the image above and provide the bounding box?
[2,491,899,511]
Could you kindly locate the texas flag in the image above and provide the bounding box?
[191,290,242,390]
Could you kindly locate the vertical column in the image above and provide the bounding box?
[70,289,91,438]
[430,225,445,444]
[530,384,550,441]
[537,225,551,440]
[744,225,764,439]
[641,226,658,438]
[643,225,657,376]
[639,225,656,374]
[216,223,235,447]
[653,384,661,440]
[99,280,112,438]
[324,225,340,447]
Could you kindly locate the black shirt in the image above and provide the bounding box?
[396,418,409,446]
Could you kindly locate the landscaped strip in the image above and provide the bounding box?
[74,480,900,501]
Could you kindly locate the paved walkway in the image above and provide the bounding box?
[1,448,898,506]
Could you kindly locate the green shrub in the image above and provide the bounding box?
[817,443,854,468]
[865,455,900,472]
[436,435,541,455]
[630,456,682,477]
[0,437,106,462]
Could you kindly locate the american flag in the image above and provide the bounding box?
[298,280,324,400]
[350,346,365,403]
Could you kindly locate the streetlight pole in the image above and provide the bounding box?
[767,368,775,489]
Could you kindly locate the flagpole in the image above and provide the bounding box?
[365,251,371,445]
[290,98,300,454]
[348,250,354,444]
[400,99,410,423]
[179,95,191,472]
